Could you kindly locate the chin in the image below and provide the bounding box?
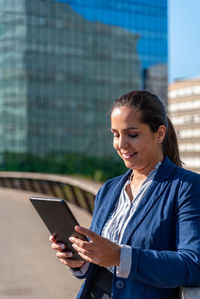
[123,160,136,169]
[123,158,143,170]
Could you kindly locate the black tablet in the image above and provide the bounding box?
[29,197,88,261]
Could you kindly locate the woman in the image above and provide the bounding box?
[50,90,200,299]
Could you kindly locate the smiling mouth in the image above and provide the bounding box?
[121,152,137,160]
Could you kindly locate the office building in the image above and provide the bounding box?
[0,0,168,170]
[168,77,200,173]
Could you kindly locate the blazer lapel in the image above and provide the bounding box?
[121,157,177,244]
[94,169,132,236]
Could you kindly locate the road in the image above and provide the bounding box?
[0,188,92,299]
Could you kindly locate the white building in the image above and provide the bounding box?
[168,77,200,173]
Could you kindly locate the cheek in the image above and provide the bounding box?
[129,139,141,149]
[113,140,118,150]
[113,139,122,154]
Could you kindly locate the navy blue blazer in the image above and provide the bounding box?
[76,157,200,299]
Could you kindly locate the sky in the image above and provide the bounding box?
[169,0,200,83]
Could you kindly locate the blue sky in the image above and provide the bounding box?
[169,0,200,82]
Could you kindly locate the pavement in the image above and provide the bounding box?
[0,188,92,299]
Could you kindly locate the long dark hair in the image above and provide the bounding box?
[111,90,182,167]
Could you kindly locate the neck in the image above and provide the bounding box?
[132,155,164,182]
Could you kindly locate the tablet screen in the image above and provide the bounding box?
[30,197,87,260]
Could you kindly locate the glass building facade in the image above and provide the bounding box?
[0,0,167,175]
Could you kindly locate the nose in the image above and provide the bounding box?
[118,136,129,149]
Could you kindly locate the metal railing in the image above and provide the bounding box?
[0,171,102,214]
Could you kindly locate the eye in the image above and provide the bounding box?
[111,131,120,138]
[113,134,120,138]
[128,134,138,138]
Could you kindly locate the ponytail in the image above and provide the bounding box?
[163,117,182,167]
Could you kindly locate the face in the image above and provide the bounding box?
[111,106,166,174]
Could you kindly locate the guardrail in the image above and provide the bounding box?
[0,171,102,214]
[0,171,199,297]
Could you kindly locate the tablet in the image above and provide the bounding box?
[29,197,88,261]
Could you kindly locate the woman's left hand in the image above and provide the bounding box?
[69,226,121,267]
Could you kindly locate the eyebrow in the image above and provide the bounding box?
[111,127,139,132]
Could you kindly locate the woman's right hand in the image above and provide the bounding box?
[49,235,85,269]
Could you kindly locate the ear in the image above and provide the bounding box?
[157,125,166,144]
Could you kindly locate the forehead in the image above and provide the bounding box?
[111,106,141,124]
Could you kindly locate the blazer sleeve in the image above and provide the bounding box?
[127,176,200,288]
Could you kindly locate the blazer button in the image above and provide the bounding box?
[115,280,125,289]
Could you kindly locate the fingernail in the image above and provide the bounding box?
[60,244,65,250]
[69,237,74,242]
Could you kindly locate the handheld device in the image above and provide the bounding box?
[29,197,88,260]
